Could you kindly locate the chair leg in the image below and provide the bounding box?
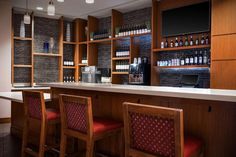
[59,133,67,157]
[38,121,47,157]
[21,120,28,157]
[86,140,94,157]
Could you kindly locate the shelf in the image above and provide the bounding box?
[13,65,32,68]
[63,66,76,69]
[113,32,151,40]
[112,57,130,60]
[63,41,77,45]
[153,45,210,52]
[89,38,112,44]
[112,71,129,75]
[78,63,88,66]
[33,53,62,57]
[155,65,210,69]
[79,41,88,45]
[13,37,32,41]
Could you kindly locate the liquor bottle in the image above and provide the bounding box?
[190,36,194,46]
[205,35,209,45]
[189,54,194,65]
[185,55,190,65]
[203,50,208,65]
[180,54,185,66]
[198,51,203,65]
[195,37,199,45]
[200,34,205,45]
[179,37,183,47]
[194,51,198,65]
[170,40,174,48]
[175,37,179,47]
[184,36,189,46]
[176,54,180,66]
[165,38,168,48]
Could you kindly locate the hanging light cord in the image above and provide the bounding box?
[26,0,28,11]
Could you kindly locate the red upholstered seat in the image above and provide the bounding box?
[184,136,203,157]
[93,117,123,134]
[46,108,60,120]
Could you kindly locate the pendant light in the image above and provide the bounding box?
[57,0,64,2]
[86,0,94,4]
[24,0,31,24]
[47,0,55,16]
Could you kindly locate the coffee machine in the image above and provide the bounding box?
[129,57,150,85]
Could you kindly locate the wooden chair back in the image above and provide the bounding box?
[123,102,184,157]
[59,94,93,137]
[23,90,46,121]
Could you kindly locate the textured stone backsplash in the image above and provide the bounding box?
[34,56,59,83]
[34,17,59,54]
[13,13,32,38]
[14,67,31,83]
[14,40,31,65]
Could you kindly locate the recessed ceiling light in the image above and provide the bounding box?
[57,0,64,2]
[36,7,43,10]
[86,0,94,4]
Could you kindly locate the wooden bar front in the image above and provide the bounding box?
[45,87,235,157]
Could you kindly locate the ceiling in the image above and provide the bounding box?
[12,0,152,19]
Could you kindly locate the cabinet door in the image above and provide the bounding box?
[211,60,236,89]
[211,34,236,60]
[212,0,236,35]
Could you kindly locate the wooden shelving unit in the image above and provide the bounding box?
[13,37,33,41]
[112,71,129,75]
[151,0,211,86]
[153,45,210,52]
[63,66,76,69]
[12,11,34,86]
[112,57,130,60]
[33,53,62,57]
[112,32,151,40]
[155,65,209,69]
[13,65,32,68]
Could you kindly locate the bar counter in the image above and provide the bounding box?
[38,82,236,157]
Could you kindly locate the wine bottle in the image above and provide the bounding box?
[198,51,203,65]
[200,34,205,45]
[190,36,194,46]
[170,40,174,48]
[179,37,183,47]
[165,38,168,48]
[184,36,189,46]
[194,51,198,65]
[175,37,179,47]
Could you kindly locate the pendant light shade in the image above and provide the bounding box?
[48,0,55,16]
[86,0,94,4]
[24,12,31,24]
[24,0,31,24]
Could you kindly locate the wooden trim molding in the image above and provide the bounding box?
[0,117,11,123]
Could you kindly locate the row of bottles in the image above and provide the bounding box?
[116,23,151,37]
[64,60,75,66]
[157,49,210,67]
[63,76,75,82]
[91,29,111,41]
[115,61,130,72]
[115,45,130,57]
[161,34,210,48]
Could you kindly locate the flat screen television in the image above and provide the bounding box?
[162,2,210,37]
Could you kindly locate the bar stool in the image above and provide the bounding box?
[59,94,123,157]
[123,102,204,157]
[22,91,60,157]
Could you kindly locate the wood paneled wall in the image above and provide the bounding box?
[211,0,236,89]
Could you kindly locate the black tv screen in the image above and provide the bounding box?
[162,2,210,37]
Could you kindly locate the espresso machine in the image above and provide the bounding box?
[129,57,150,85]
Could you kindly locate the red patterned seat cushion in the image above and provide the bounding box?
[129,112,175,157]
[184,136,202,157]
[28,97,42,119]
[64,102,87,133]
[46,108,60,120]
[93,117,123,134]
